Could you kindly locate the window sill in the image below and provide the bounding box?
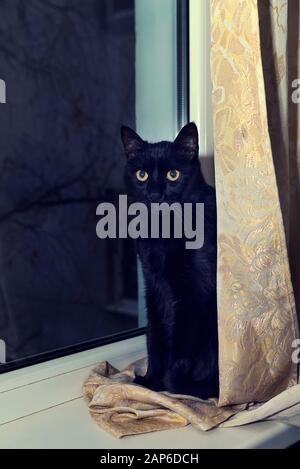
[0,335,300,449]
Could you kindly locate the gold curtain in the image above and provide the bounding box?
[211,0,299,406]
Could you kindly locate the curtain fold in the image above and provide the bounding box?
[259,0,300,320]
[211,0,299,406]
[286,0,300,321]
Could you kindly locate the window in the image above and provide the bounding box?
[0,0,189,371]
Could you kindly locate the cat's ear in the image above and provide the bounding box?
[174,122,199,159]
[121,126,145,157]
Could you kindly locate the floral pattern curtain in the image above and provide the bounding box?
[211,0,299,406]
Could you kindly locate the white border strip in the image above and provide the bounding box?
[189,0,214,158]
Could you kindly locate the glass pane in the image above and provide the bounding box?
[0,0,187,369]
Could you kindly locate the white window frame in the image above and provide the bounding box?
[189,0,214,158]
[189,0,215,187]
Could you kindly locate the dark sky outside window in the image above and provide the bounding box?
[0,0,138,363]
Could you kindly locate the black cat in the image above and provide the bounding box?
[121,123,219,399]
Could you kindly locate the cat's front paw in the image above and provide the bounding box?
[133,375,163,392]
[133,375,148,387]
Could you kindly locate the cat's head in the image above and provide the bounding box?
[121,123,204,204]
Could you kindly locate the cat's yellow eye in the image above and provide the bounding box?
[136,170,149,182]
[166,169,180,182]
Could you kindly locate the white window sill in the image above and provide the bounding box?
[0,335,300,449]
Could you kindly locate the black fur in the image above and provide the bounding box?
[121,123,219,399]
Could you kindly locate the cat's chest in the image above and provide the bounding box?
[137,240,170,274]
[138,239,196,287]
[138,239,215,297]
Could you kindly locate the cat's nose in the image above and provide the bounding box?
[149,193,164,203]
